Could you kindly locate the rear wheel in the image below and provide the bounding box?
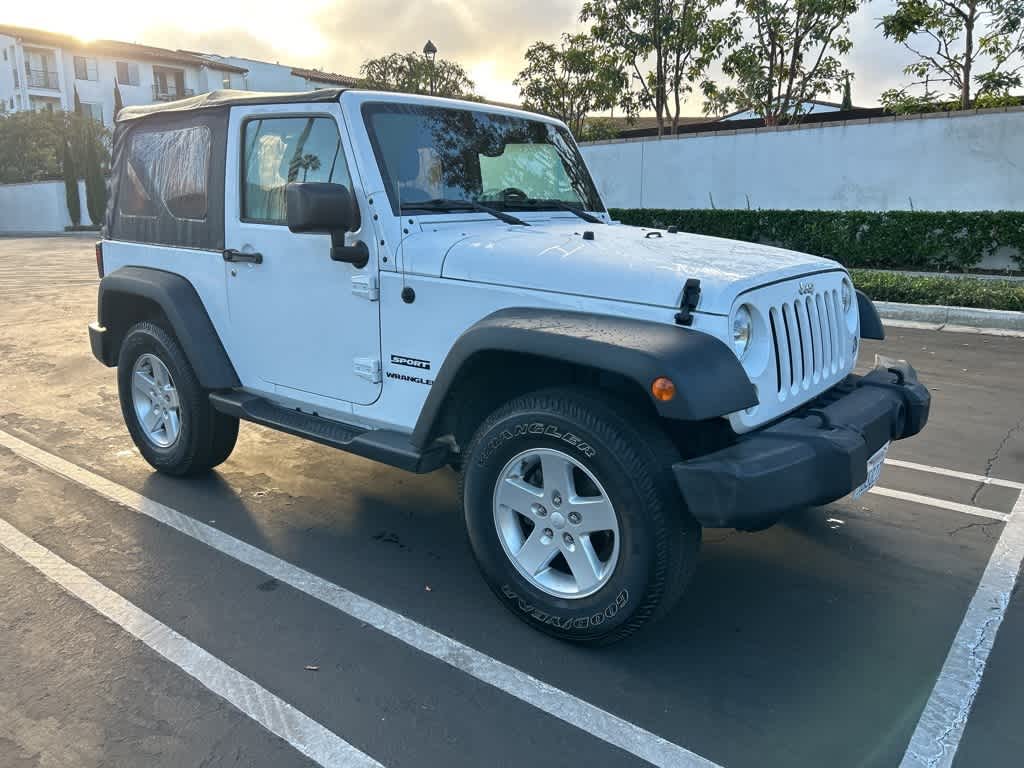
[117,321,238,475]
[460,388,701,644]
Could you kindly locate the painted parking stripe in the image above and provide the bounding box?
[884,458,1024,491]
[0,429,721,768]
[0,516,384,768]
[868,487,1009,522]
[901,490,1024,768]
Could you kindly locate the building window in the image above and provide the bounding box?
[241,116,349,224]
[80,102,103,123]
[222,74,231,88]
[13,67,18,87]
[2,49,6,61]
[116,61,140,86]
[74,56,99,81]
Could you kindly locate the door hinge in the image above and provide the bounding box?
[351,274,379,301]
[353,357,382,384]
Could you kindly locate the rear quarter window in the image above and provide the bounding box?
[108,111,227,251]
[121,126,211,221]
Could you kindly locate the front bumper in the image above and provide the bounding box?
[673,358,930,530]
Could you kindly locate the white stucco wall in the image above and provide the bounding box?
[581,108,1024,212]
[201,56,305,92]
[0,180,96,233]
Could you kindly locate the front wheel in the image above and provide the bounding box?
[460,388,701,644]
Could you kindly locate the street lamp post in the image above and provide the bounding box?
[422,39,437,95]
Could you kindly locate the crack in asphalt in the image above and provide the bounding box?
[907,589,1010,768]
[970,416,1024,504]
[946,520,1003,540]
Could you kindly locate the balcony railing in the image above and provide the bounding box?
[152,85,195,102]
[26,69,60,90]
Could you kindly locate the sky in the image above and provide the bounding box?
[5,0,937,112]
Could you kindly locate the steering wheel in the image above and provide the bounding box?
[483,187,530,202]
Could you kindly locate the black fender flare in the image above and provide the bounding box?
[857,289,885,340]
[410,307,757,448]
[96,266,240,390]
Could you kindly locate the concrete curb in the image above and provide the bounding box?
[876,301,1024,333]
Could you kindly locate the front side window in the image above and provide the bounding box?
[362,103,603,215]
[116,61,140,86]
[74,56,98,81]
[241,116,350,224]
[121,125,210,220]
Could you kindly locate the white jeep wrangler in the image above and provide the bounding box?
[89,89,930,643]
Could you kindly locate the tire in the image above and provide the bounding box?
[460,388,701,644]
[117,321,238,476]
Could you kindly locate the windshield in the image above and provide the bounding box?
[362,102,604,216]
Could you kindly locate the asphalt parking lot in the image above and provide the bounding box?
[1,235,1022,768]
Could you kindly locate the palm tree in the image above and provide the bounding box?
[298,153,321,181]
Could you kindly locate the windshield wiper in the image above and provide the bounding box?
[400,198,529,226]
[484,197,603,224]
[533,199,603,224]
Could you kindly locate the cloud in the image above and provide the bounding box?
[142,24,283,63]
[312,0,582,85]
[125,0,1011,110]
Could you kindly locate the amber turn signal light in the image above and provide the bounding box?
[651,377,676,402]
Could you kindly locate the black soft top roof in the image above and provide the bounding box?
[116,88,346,123]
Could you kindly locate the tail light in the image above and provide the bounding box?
[95,241,104,278]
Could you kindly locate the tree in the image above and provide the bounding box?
[582,0,735,135]
[881,0,1024,110]
[360,52,476,98]
[0,110,109,185]
[514,33,626,136]
[579,117,626,141]
[81,122,108,226]
[841,71,853,109]
[0,110,67,182]
[707,0,862,124]
[113,79,124,119]
[62,140,81,227]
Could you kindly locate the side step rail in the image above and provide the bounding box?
[210,391,450,474]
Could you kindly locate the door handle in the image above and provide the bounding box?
[223,249,263,264]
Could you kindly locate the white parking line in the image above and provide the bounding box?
[901,489,1024,768]
[0,429,721,768]
[868,487,1009,522]
[0,516,384,768]
[885,458,1024,491]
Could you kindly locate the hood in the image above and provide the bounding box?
[428,220,841,315]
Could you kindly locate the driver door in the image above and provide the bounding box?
[223,102,382,406]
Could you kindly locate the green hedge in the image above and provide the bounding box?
[850,270,1024,312]
[608,209,1024,272]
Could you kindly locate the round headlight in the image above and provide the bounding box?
[732,305,753,359]
[842,279,854,314]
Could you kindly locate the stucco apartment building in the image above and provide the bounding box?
[0,23,358,128]
[0,24,250,127]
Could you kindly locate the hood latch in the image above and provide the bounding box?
[675,279,701,326]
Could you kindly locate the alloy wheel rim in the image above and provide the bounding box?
[131,353,182,448]
[492,448,620,599]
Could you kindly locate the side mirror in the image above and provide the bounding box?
[286,182,368,267]
[286,182,358,233]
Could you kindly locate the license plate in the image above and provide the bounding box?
[853,442,890,499]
